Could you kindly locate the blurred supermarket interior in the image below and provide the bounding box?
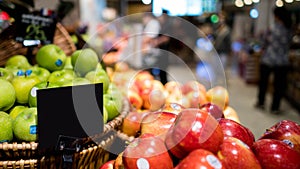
[1,0,300,138]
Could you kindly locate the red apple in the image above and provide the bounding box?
[127,90,143,110]
[259,120,300,154]
[166,108,224,158]
[99,160,114,169]
[174,149,225,169]
[200,102,224,119]
[164,81,182,94]
[160,102,185,115]
[181,80,206,95]
[252,139,300,169]
[122,133,173,169]
[218,118,255,147]
[206,86,229,110]
[185,90,208,108]
[141,88,166,111]
[121,111,148,137]
[217,137,261,169]
[152,80,165,92]
[140,111,177,141]
[165,90,186,106]
[223,106,240,123]
[134,71,154,92]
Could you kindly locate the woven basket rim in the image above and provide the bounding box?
[0,98,130,150]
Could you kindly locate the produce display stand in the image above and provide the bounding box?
[0,23,133,169]
[0,22,76,66]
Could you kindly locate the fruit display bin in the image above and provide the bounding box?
[0,22,76,66]
[0,98,130,169]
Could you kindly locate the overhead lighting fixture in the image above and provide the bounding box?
[285,0,293,3]
[235,0,244,7]
[250,8,259,19]
[244,0,253,5]
[142,0,151,5]
[276,0,284,7]
[252,0,260,3]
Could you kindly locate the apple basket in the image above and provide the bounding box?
[0,22,76,66]
[0,98,130,169]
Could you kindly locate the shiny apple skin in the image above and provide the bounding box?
[218,118,255,147]
[166,108,224,157]
[200,102,224,119]
[217,137,261,169]
[140,111,177,141]
[259,120,300,153]
[174,149,225,169]
[122,133,173,169]
[252,139,300,169]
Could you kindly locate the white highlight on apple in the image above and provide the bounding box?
[30,87,38,97]
[206,155,222,169]
[137,158,150,169]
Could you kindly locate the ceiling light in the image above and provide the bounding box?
[244,0,253,5]
[285,0,293,3]
[276,0,284,7]
[250,8,259,19]
[142,0,151,5]
[235,0,244,7]
[252,0,260,3]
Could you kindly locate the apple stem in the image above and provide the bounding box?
[46,81,49,87]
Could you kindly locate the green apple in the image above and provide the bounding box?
[0,67,14,82]
[36,44,67,72]
[13,107,37,142]
[85,68,110,93]
[5,55,31,69]
[0,111,13,142]
[11,71,41,104]
[62,77,91,87]
[106,83,123,100]
[103,93,122,121]
[0,79,16,111]
[28,81,60,107]
[103,106,108,124]
[5,66,25,77]
[47,69,76,86]
[63,56,73,70]
[9,105,28,120]
[30,66,51,82]
[71,48,99,76]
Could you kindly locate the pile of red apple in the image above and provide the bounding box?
[110,66,239,123]
[99,67,300,169]
[100,102,300,169]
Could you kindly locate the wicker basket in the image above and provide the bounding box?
[0,22,76,67]
[0,98,130,169]
[0,23,133,169]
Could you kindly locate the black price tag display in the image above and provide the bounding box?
[37,83,104,152]
[15,13,57,46]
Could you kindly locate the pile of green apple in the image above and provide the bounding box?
[0,44,123,143]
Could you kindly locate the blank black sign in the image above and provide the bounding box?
[37,83,103,151]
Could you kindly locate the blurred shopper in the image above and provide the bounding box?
[255,7,292,114]
[214,11,232,70]
[151,10,173,85]
[142,12,161,74]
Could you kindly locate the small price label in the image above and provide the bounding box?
[30,125,37,134]
[15,12,57,46]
